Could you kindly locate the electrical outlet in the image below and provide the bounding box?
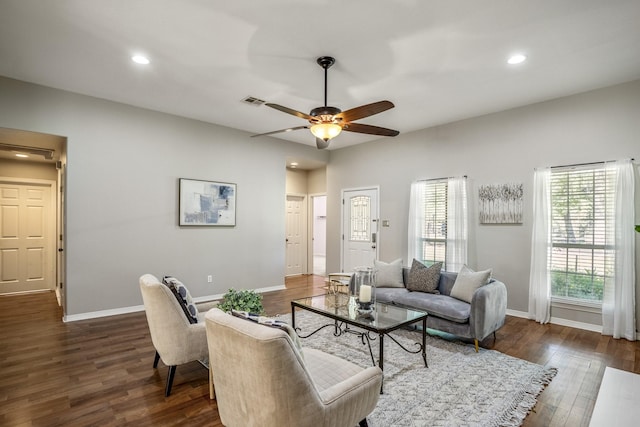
[207,275,213,283]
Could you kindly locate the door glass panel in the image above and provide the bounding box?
[350,196,370,242]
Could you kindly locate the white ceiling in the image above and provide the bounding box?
[1,0,640,152]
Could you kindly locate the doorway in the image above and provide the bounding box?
[0,128,67,315]
[311,195,326,276]
[341,187,379,272]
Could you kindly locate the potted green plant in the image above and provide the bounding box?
[218,288,264,314]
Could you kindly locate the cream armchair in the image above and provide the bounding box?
[139,274,216,397]
[205,308,382,427]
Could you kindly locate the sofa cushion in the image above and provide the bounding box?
[406,259,442,294]
[374,258,404,288]
[437,271,458,296]
[450,265,492,303]
[163,276,198,324]
[375,287,407,304]
[392,291,471,324]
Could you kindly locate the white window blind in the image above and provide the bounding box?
[418,180,448,266]
[550,165,613,302]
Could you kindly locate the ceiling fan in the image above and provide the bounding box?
[252,56,399,149]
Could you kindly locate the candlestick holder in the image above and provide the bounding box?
[352,266,376,315]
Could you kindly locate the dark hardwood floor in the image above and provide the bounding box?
[1,275,638,426]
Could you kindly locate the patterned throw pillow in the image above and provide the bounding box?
[162,276,199,324]
[406,259,442,293]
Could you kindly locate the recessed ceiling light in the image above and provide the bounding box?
[290,162,299,166]
[507,54,527,65]
[132,55,150,65]
[15,153,29,158]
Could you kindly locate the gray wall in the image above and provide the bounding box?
[327,79,640,328]
[1,73,638,328]
[0,76,328,317]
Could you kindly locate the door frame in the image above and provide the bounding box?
[0,176,57,294]
[340,186,380,272]
[56,160,66,313]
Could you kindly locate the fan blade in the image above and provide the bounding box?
[343,122,400,137]
[316,138,330,150]
[335,100,394,123]
[265,103,314,120]
[251,125,309,137]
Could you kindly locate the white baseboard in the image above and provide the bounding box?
[64,304,145,322]
[507,308,607,334]
[63,284,287,322]
[549,316,602,333]
[505,309,529,319]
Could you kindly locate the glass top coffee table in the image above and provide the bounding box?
[291,293,428,393]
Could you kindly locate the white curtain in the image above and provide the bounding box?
[528,167,552,324]
[602,159,636,340]
[407,181,425,263]
[446,177,468,272]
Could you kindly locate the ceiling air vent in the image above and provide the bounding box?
[242,96,266,106]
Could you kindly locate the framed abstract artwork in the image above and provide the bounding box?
[179,178,236,226]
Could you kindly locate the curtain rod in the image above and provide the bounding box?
[417,175,467,182]
[549,158,635,169]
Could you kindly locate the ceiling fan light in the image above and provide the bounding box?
[310,123,342,141]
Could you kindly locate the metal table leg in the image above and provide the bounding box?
[291,304,296,330]
[379,333,384,394]
[422,317,428,367]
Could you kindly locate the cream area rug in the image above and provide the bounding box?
[282,311,557,427]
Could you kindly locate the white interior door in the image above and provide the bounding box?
[342,188,379,272]
[0,180,55,293]
[286,195,306,276]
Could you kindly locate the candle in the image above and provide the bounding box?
[359,285,371,303]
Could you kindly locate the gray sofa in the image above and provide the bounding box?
[370,268,507,351]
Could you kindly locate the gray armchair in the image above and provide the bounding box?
[205,308,383,427]
[139,274,216,397]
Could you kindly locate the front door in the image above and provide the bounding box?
[0,180,55,293]
[285,195,305,276]
[342,188,379,272]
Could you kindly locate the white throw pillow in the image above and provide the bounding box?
[374,258,404,288]
[450,265,492,303]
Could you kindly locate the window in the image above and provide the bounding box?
[549,165,612,302]
[414,179,448,266]
[409,177,467,272]
[349,195,370,242]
